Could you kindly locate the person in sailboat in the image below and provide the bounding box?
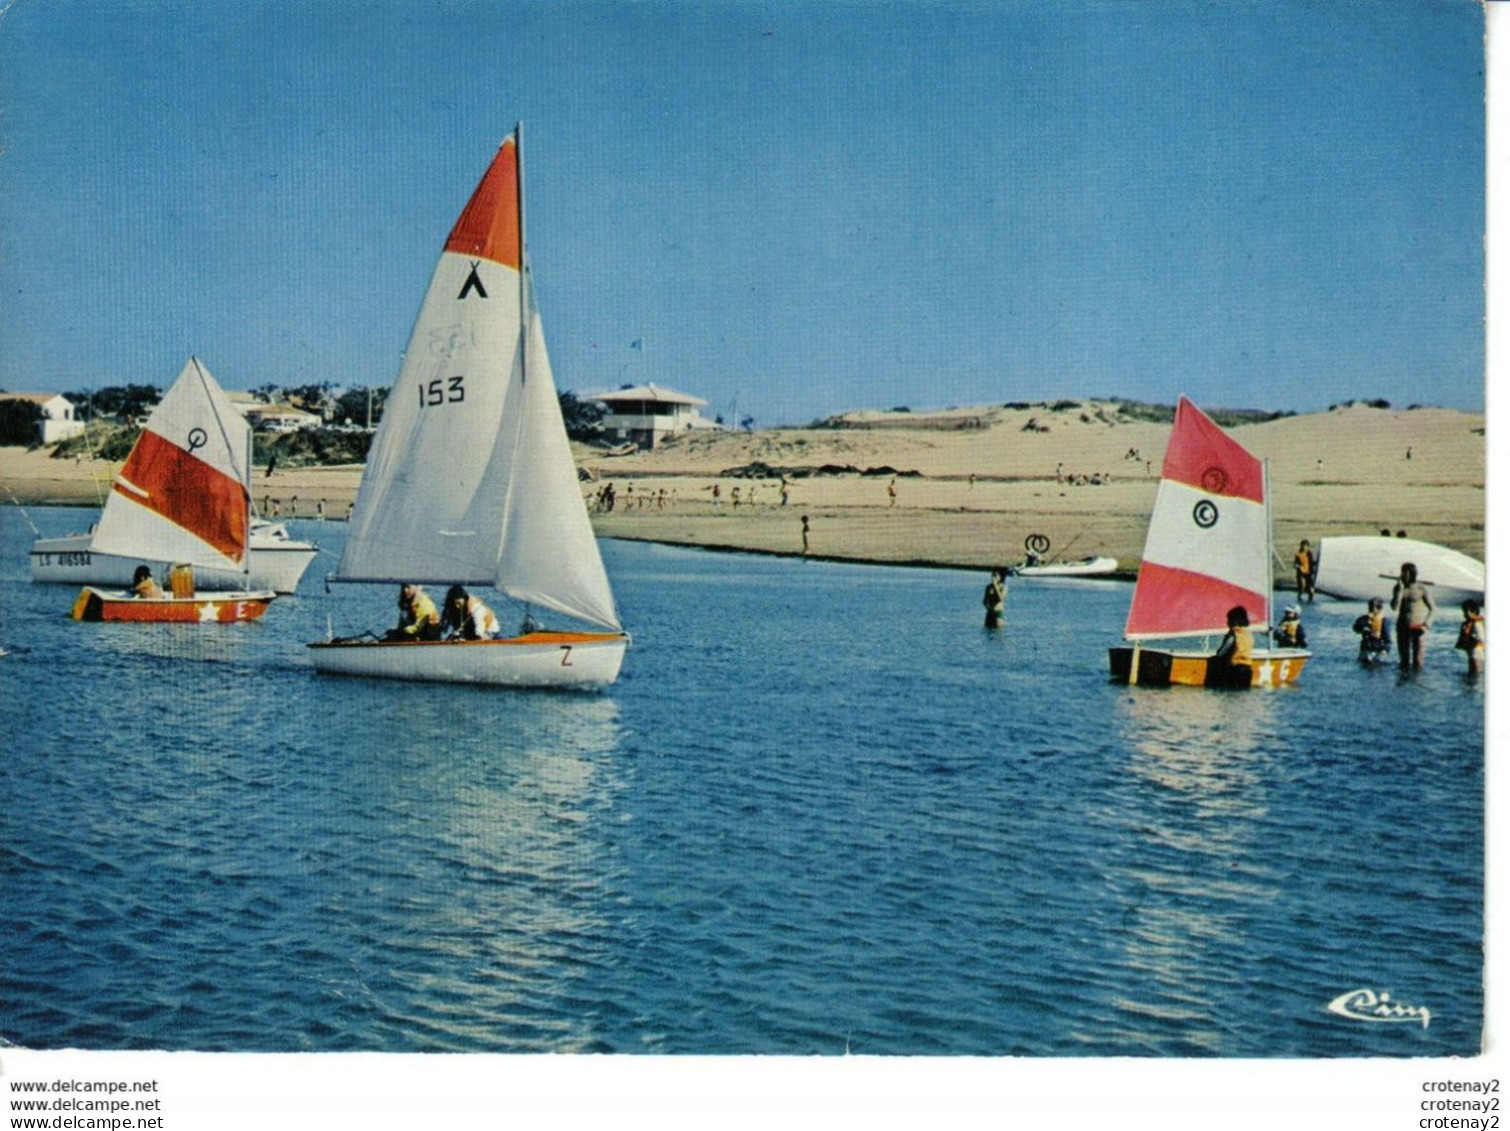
[1352,597,1392,662]
[387,583,442,641]
[441,585,500,641]
[131,565,164,599]
[1211,605,1255,688]
[1274,605,1308,649]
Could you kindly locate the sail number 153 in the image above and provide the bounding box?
[420,376,466,408]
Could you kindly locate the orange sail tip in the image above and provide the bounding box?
[1162,395,1265,504]
[444,135,521,269]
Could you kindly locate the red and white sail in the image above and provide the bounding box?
[336,127,621,631]
[1124,396,1270,639]
[91,358,252,572]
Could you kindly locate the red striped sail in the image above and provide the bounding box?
[90,358,254,573]
[1124,397,1271,639]
[113,428,248,563]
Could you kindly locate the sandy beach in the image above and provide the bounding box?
[1,400,1484,573]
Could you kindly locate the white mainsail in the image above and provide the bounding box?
[335,127,621,632]
[91,357,252,573]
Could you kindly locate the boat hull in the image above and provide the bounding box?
[1315,536,1483,606]
[1108,646,1309,688]
[33,528,317,594]
[308,631,629,688]
[71,587,276,623]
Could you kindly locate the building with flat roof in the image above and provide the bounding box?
[583,383,719,450]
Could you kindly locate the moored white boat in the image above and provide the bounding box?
[1315,535,1483,606]
[310,124,628,687]
[32,519,315,593]
[1109,396,1309,688]
[1010,555,1118,578]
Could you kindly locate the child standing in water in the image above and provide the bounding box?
[1455,599,1485,675]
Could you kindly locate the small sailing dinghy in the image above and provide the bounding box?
[308,125,628,688]
[70,358,276,624]
[1109,396,1308,688]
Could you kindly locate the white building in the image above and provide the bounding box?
[584,383,719,450]
[237,402,323,433]
[0,393,86,443]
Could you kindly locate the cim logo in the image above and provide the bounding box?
[1328,988,1431,1029]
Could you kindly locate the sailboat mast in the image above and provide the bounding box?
[514,121,528,385]
[1263,458,1274,631]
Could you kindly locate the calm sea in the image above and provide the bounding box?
[0,504,1483,1056]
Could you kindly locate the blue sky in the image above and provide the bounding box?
[0,0,1486,425]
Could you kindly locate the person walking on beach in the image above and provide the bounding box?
[801,514,810,556]
[982,569,1007,629]
[887,478,897,508]
[1293,540,1316,602]
[1390,562,1434,670]
[1352,598,1392,663]
[1455,599,1485,675]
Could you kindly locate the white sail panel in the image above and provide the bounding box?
[92,358,251,572]
[1140,478,1269,599]
[336,252,523,583]
[494,297,621,630]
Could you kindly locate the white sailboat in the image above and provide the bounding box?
[308,125,628,687]
[1109,396,1309,688]
[71,358,277,623]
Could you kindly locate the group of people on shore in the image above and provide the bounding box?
[386,583,505,642]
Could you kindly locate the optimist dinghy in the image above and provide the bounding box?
[69,358,275,624]
[1109,397,1308,688]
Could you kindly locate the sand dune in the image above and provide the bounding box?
[0,400,1483,573]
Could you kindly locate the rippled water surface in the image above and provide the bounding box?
[1,506,1483,1055]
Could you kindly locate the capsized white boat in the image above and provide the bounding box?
[32,518,316,593]
[1315,535,1483,607]
[1009,555,1118,578]
[69,358,277,623]
[309,124,627,687]
[1109,397,1309,688]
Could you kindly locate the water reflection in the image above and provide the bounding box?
[322,693,628,1051]
[1097,690,1281,1053]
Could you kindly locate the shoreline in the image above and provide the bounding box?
[0,401,1485,573]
